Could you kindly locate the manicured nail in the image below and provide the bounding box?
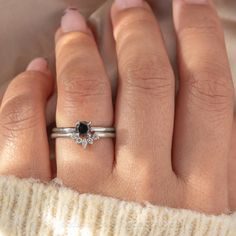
[61,7,87,33]
[183,0,208,4]
[114,0,144,9]
[64,7,78,13]
[27,58,48,73]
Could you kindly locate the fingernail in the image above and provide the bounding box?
[114,0,144,9]
[64,7,78,13]
[27,58,48,73]
[61,7,87,33]
[183,0,208,4]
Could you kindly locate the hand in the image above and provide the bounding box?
[0,0,235,215]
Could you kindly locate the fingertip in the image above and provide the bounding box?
[113,0,144,10]
[111,0,151,26]
[26,58,51,77]
[61,7,89,34]
[26,58,54,94]
[173,0,219,34]
[176,0,209,4]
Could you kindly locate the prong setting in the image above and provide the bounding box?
[72,121,100,149]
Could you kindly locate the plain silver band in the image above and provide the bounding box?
[51,132,115,139]
[52,127,115,133]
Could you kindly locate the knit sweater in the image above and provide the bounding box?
[0,176,235,236]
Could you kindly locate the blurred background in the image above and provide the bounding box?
[0,0,235,104]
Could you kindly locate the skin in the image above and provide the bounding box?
[0,0,235,215]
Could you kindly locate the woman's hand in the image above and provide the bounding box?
[0,0,235,215]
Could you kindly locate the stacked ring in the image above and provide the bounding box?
[51,121,115,149]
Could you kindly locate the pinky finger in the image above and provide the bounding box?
[0,58,54,181]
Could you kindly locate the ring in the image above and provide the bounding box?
[51,121,115,149]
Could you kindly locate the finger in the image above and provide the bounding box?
[111,0,175,176]
[229,117,236,211]
[173,0,234,212]
[55,8,114,191]
[0,58,53,180]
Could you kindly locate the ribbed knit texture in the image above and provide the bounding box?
[0,176,235,236]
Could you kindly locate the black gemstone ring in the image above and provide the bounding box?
[51,121,115,149]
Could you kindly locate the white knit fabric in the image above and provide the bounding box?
[0,176,235,236]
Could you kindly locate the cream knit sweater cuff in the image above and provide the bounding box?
[0,176,235,236]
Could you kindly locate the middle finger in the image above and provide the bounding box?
[111,0,175,177]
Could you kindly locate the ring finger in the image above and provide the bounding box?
[55,8,114,192]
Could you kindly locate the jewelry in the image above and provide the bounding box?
[51,121,115,149]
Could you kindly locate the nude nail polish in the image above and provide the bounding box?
[184,0,208,4]
[61,7,87,33]
[114,0,144,9]
[27,58,48,73]
[66,7,78,11]
[63,7,78,15]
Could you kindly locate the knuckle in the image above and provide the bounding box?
[186,72,234,113]
[0,95,40,133]
[59,73,110,104]
[121,55,174,98]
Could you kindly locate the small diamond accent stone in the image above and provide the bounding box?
[75,137,82,144]
[87,138,93,144]
[93,133,99,140]
[71,121,101,149]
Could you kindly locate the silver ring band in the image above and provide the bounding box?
[52,127,115,133]
[51,132,115,139]
[51,120,115,149]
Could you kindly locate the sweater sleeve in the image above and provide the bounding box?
[0,176,235,236]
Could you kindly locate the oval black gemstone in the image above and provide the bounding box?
[76,122,89,135]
